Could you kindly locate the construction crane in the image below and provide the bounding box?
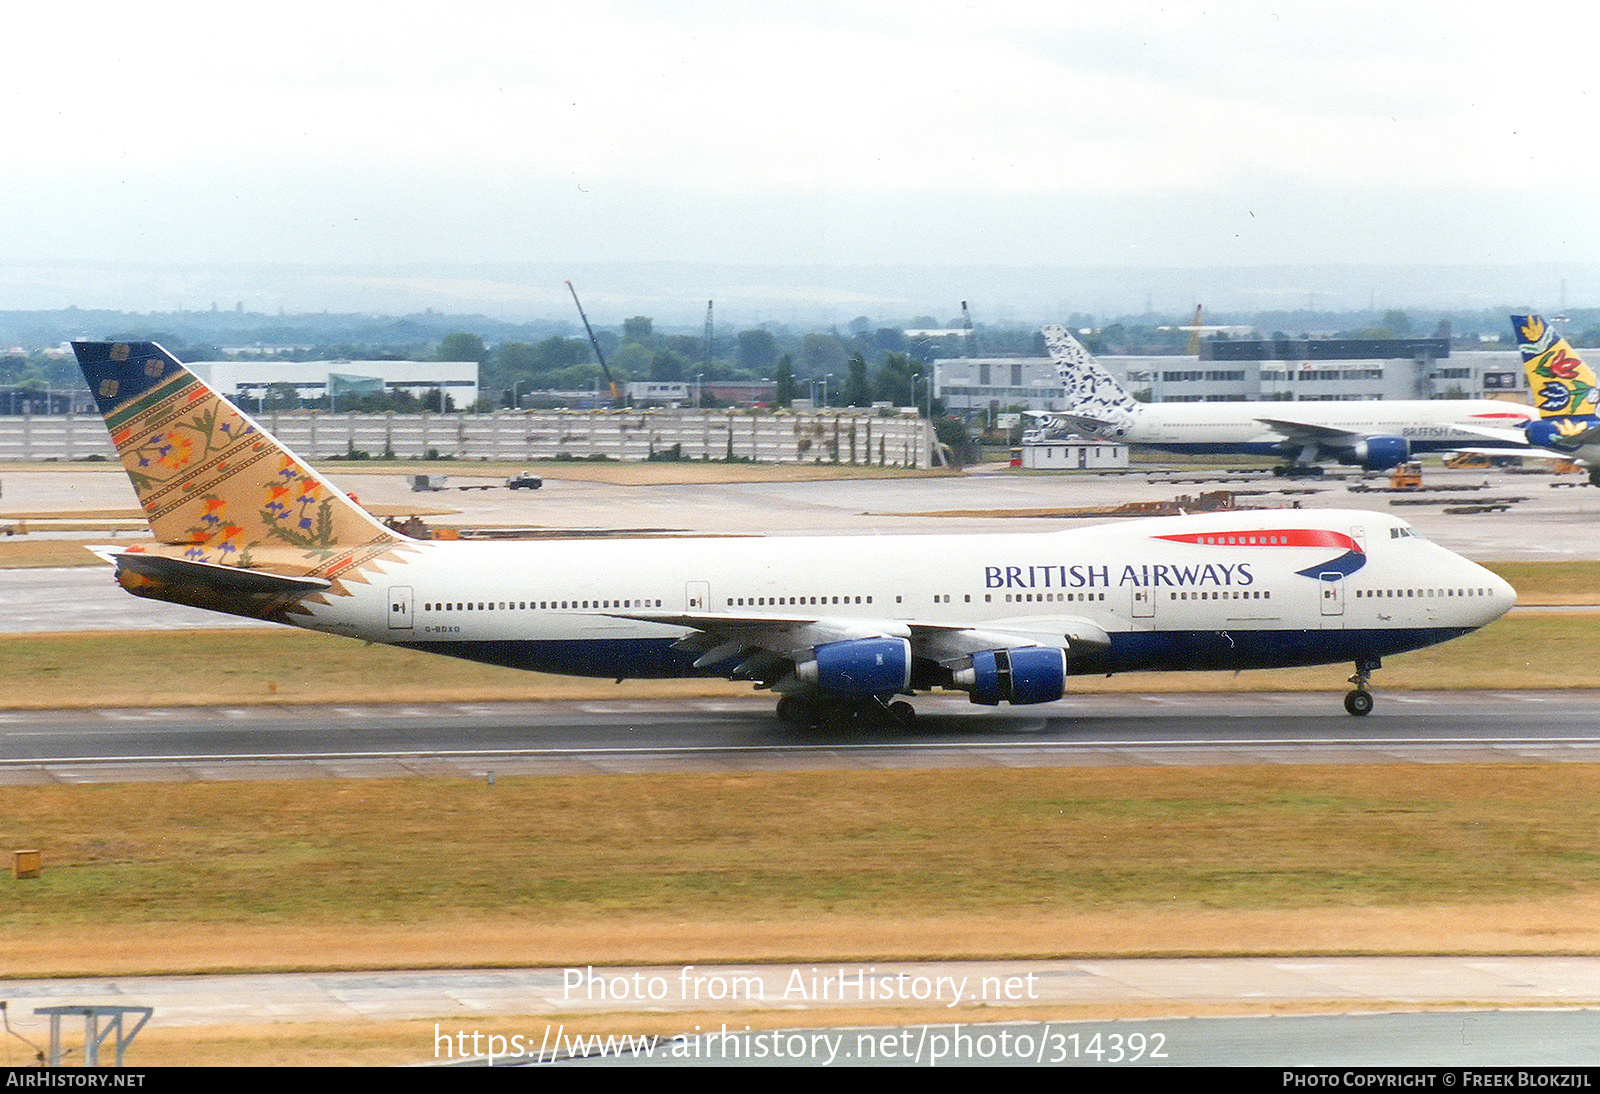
[1186,304,1204,356]
[961,300,975,357]
[565,280,623,404]
[704,299,714,368]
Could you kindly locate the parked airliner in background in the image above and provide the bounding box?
[1459,316,1600,485]
[72,341,1513,722]
[1040,325,1536,476]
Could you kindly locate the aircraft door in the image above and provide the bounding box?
[686,581,711,612]
[1131,585,1155,619]
[388,586,414,630]
[1318,574,1344,626]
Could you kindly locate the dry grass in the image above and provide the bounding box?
[7,746,1600,1065]
[0,610,1590,709]
[0,627,748,708]
[1484,560,1600,604]
[0,538,114,568]
[7,765,1600,981]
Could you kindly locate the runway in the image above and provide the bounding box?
[4,691,1599,784]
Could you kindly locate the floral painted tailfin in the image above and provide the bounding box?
[1512,315,1599,420]
[72,341,401,574]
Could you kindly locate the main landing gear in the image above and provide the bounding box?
[776,694,916,730]
[1343,658,1380,717]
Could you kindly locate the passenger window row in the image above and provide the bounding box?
[1355,588,1489,599]
[727,596,870,607]
[423,599,665,612]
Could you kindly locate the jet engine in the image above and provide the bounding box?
[794,637,912,696]
[952,646,1067,706]
[1340,435,1409,470]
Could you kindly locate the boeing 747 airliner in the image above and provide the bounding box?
[72,341,1514,722]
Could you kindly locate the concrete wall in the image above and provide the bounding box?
[0,409,934,468]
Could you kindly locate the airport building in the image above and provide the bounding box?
[935,341,1534,417]
[185,359,480,408]
[935,357,1077,418]
[1018,438,1129,470]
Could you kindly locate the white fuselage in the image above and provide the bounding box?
[287,509,1513,682]
[1117,401,1535,455]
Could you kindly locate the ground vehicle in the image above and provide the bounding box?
[508,473,544,490]
[1389,462,1423,490]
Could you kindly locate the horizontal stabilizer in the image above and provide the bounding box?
[109,550,332,596]
[1055,413,1118,437]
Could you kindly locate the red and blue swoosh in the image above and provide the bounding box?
[1155,528,1366,581]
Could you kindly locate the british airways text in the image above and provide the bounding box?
[984,563,1256,589]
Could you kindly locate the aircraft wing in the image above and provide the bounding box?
[1449,423,1536,448]
[905,617,1111,661]
[607,608,1110,692]
[1252,417,1370,445]
[1452,420,1600,466]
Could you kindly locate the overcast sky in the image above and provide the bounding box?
[7,1,1597,320]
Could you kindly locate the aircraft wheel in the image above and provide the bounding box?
[888,700,916,729]
[1343,689,1374,717]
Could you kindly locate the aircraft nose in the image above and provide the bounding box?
[1469,564,1517,625]
[1487,570,1517,619]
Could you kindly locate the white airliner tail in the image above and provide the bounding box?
[1040,325,1140,441]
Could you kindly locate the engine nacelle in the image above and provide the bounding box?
[1340,435,1409,471]
[953,647,1067,706]
[795,637,912,696]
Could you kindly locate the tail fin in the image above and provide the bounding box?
[1040,325,1139,441]
[1512,315,1599,419]
[73,341,401,573]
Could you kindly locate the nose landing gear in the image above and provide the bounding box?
[1344,659,1380,717]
